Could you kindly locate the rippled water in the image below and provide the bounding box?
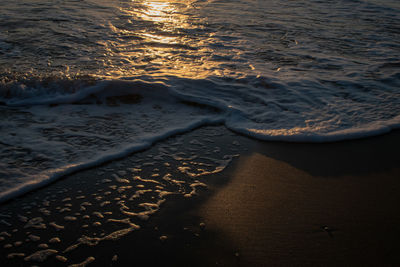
[0,0,399,200]
[1,0,399,79]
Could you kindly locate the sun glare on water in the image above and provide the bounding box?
[102,0,220,79]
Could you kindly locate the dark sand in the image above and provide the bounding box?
[0,126,400,266]
[199,131,400,266]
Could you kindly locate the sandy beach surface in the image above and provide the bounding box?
[199,130,400,266]
[1,126,399,266]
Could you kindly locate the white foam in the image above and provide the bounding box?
[184,181,207,198]
[65,223,139,254]
[227,113,400,143]
[178,155,239,177]
[0,82,223,203]
[1,76,400,204]
[170,76,400,143]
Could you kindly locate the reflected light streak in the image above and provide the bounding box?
[103,0,221,79]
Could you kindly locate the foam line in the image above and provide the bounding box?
[0,115,223,203]
[226,114,400,143]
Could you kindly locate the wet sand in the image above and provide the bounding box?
[199,130,400,266]
[1,127,400,266]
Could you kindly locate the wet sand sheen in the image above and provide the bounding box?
[0,126,242,266]
[0,126,400,266]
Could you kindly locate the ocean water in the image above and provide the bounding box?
[0,0,399,201]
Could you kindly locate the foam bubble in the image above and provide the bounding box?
[56,255,68,262]
[49,222,65,231]
[92,212,104,219]
[68,256,95,267]
[24,217,46,229]
[184,181,207,198]
[49,237,61,243]
[24,249,58,262]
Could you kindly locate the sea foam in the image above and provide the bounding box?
[0,76,400,202]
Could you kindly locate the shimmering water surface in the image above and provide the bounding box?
[0,0,400,200]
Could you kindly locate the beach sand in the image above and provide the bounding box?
[0,126,399,266]
[199,131,400,266]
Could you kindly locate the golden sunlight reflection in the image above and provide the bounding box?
[102,0,223,79]
[139,1,186,26]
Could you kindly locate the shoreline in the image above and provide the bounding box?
[1,126,400,266]
[2,122,400,206]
